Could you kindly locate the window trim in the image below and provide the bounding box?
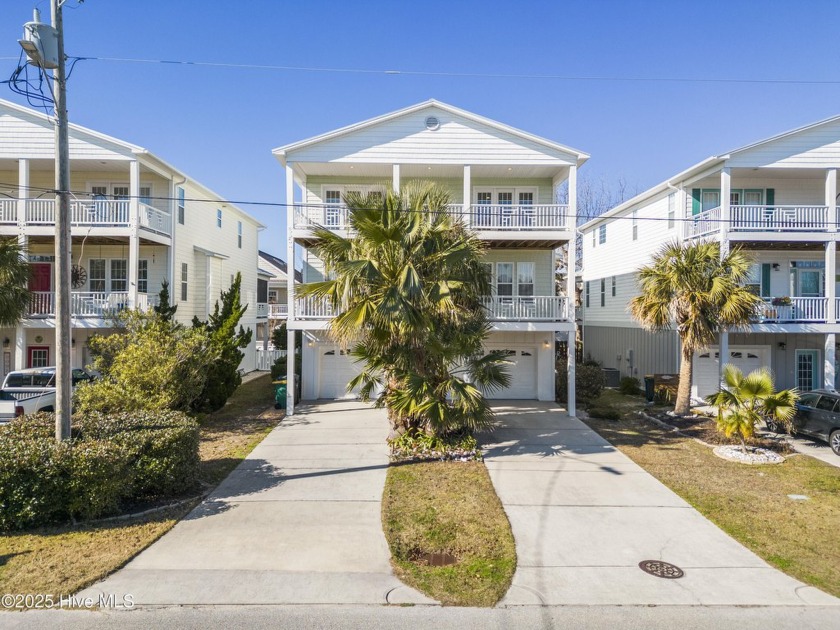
[216,208,222,229]
[177,187,185,225]
[237,220,243,249]
[600,278,606,307]
[180,262,189,302]
[598,224,606,245]
[138,259,148,294]
[611,276,616,297]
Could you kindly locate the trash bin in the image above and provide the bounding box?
[644,375,655,402]
[272,379,287,409]
[601,368,620,388]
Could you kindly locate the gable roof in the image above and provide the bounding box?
[273,99,589,166]
[259,250,302,282]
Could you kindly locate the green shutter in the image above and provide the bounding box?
[691,189,701,215]
[766,188,775,209]
[761,263,771,298]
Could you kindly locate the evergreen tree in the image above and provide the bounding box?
[154,279,178,322]
[192,272,253,411]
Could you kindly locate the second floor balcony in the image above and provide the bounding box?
[27,291,158,319]
[685,205,832,239]
[0,198,172,238]
[268,303,288,318]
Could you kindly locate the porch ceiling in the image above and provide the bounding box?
[736,241,831,252]
[293,161,567,180]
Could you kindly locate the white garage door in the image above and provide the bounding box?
[484,347,538,399]
[693,346,769,400]
[318,347,364,399]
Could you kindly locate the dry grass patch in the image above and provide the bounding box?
[583,404,840,599]
[0,373,280,603]
[382,461,516,606]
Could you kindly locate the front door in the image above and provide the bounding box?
[27,346,49,368]
[795,349,820,391]
[29,263,51,292]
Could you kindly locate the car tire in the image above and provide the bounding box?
[765,418,780,433]
[830,430,840,457]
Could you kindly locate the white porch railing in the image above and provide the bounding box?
[731,205,828,232]
[14,199,172,236]
[70,199,131,225]
[28,291,157,317]
[296,296,336,319]
[256,303,269,318]
[256,348,287,371]
[0,199,17,224]
[268,303,288,317]
[756,297,827,323]
[481,296,572,321]
[467,204,569,230]
[685,206,721,238]
[138,202,172,235]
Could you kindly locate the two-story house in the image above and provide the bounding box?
[0,98,264,379]
[581,114,840,400]
[273,100,588,414]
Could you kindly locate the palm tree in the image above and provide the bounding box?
[0,239,30,326]
[706,364,798,454]
[298,181,510,436]
[629,240,761,415]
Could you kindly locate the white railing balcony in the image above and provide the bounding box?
[135,293,159,313]
[256,303,269,318]
[0,199,17,224]
[268,303,288,318]
[756,297,827,323]
[138,202,172,236]
[731,205,828,232]
[481,296,572,321]
[685,206,721,238]
[28,291,130,318]
[14,199,172,236]
[467,204,569,231]
[296,296,336,319]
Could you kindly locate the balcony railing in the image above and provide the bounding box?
[256,303,269,318]
[28,291,157,318]
[481,296,572,321]
[268,303,288,318]
[755,297,827,323]
[1,199,172,236]
[296,296,336,319]
[687,205,831,238]
[292,203,570,232]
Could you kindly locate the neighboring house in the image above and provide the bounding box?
[254,250,301,350]
[581,114,840,400]
[273,99,588,413]
[0,98,264,379]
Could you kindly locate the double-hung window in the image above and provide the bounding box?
[611,276,616,297]
[216,209,222,228]
[177,187,185,225]
[237,221,243,248]
[181,263,189,301]
[517,262,535,297]
[138,260,148,294]
[600,278,606,307]
[110,260,127,293]
[496,263,514,297]
[89,259,106,292]
[585,281,590,308]
[598,224,606,244]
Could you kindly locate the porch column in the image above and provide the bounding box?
[462,165,471,227]
[392,164,400,194]
[718,331,729,390]
[827,242,836,324]
[825,168,837,232]
[566,164,578,311]
[17,159,29,250]
[720,167,731,258]
[14,325,25,370]
[128,160,140,310]
[826,333,836,391]
[567,329,576,417]
[286,163,296,416]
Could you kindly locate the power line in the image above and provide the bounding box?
[4,55,840,86]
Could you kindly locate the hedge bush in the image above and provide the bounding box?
[587,406,622,421]
[556,363,605,404]
[0,411,199,532]
[619,376,642,396]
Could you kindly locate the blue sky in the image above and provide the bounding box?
[4,0,840,258]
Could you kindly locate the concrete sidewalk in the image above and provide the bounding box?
[80,401,433,607]
[480,402,840,607]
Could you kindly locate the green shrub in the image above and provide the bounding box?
[587,406,622,421]
[556,363,605,403]
[388,429,481,461]
[66,440,131,521]
[619,376,642,396]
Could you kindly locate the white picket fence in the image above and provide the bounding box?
[256,348,287,371]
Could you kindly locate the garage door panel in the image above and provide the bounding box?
[693,346,769,400]
[319,347,363,399]
[484,347,537,400]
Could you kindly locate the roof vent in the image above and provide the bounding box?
[425,116,440,131]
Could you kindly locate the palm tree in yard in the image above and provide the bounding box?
[298,181,510,436]
[706,365,798,454]
[629,240,761,415]
[0,239,30,326]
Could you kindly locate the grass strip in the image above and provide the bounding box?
[382,460,516,606]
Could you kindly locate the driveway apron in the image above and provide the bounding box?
[81,401,433,607]
[481,402,840,607]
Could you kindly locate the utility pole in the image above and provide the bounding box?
[52,0,72,441]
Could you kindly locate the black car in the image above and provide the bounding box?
[768,389,840,456]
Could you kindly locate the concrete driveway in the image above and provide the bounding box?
[80,400,432,607]
[480,402,839,607]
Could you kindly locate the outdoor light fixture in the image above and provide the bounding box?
[772,263,780,271]
[778,342,786,350]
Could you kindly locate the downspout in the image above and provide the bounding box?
[171,173,186,308]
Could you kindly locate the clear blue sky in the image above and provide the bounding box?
[4,0,840,258]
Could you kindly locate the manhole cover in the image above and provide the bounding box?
[638,560,684,579]
[419,552,456,567]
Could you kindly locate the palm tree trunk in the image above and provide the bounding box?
[675,343,694,415]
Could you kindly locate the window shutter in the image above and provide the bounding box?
[761,263,771,298]
[766,188,775,210]
[691,189,701,215]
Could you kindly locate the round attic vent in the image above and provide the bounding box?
[425,116,440,130]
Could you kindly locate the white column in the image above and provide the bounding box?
[286,163,296,416]
[17,159,29,250]
[827,242,836,324]
[392,164,400,194]
[462,165,471,226]
[720,167,731,257]
[14,325,25,370]
[825,168,837,232]
[718,331,729,390]
[128,160,140,310]
[566,165,577,309]
[567,329,576,417]
[826,333,836,391]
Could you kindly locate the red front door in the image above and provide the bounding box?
[27,346,49,368]
[29,263,51,292]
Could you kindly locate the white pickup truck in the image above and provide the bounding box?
[0,367,96,422]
